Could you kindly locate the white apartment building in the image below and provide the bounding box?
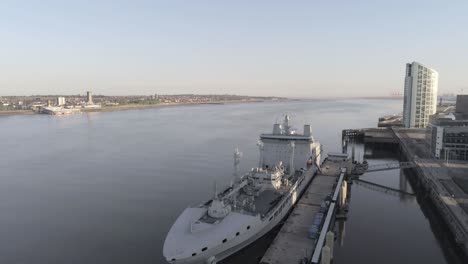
[403,62,438,128]
[427,118,468,161]
[57,97,66,106]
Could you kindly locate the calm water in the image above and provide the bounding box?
[0,99,460,263]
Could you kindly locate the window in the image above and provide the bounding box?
[192,253,197,256]
[247,226,250,230]
[202,247,207,252]
[236,232,240,236]
[222,239,227,243]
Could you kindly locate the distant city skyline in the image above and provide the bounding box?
[1,1,468,97]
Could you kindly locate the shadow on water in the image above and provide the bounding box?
[404,168,467,264]
[332,142,467,264]
[220,225,282,264]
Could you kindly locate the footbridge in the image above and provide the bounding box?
[366,161,417,173]
[354,179,415,197]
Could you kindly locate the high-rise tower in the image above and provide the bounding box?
[403,62,438,128]
[86,91,93,104]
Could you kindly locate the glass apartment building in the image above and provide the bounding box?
[403,62,439,128]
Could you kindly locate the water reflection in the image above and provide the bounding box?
[399,169,409,202]
[337,220,346,247]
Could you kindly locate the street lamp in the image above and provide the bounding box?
[445,149,456,165]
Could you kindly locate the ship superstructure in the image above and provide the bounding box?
[163,115,321,264]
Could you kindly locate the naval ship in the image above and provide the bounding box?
[163,116,322,264]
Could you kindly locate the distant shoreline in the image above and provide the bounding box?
[0,99,284,117]
[0,97,406,117]
[357,96,403,100]
[0,110,35,116]
[294,96,404,100]
[81,99,274,113]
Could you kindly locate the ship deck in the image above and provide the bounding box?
[251,190,282,216]
[231,172,301,217]
[199,172,302,223]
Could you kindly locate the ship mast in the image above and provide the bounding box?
[231,148,242,187]
[283,114,291,134]
[257,140,264,168]
[213,181,218,200]
[289,141,295,176]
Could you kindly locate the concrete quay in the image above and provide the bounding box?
[392,128,468,254]
[342,127,468,255]
[342,128,399,158]
[260,162,346,264]
[342,127,398,144]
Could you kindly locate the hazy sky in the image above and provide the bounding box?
[1,1,467,97]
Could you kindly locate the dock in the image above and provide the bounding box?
[342,127,398,144]
[260,160,347,264]
[342,127,468,255]
[393,128,468,253]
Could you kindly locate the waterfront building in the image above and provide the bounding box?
[403,62,439,128]
[82,104,101,109]
[82,91,101,108]
[86,91,93,104]
[427,117,468,161]
[57,97,66,106]
[456,95,468,113]
[40,106,80,115]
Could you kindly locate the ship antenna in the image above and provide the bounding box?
[213,181,218,200]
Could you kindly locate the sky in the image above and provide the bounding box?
[1,1,467,98]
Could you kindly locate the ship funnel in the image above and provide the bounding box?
[304,125,312,137]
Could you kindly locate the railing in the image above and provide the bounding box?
[366,161,417,172]
[354,179,415,197]
[310,168,346,264]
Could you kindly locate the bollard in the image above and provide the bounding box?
[341,181,347,207]
[326,231,334,257]
[321,246,331,264]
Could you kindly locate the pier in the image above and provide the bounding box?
[260,161,348,264]
[342,128,399,158]
[393,128,468,252]
[342,127,468,255]
[342,128,398,144]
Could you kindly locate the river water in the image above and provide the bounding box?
[0,99,462,264]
